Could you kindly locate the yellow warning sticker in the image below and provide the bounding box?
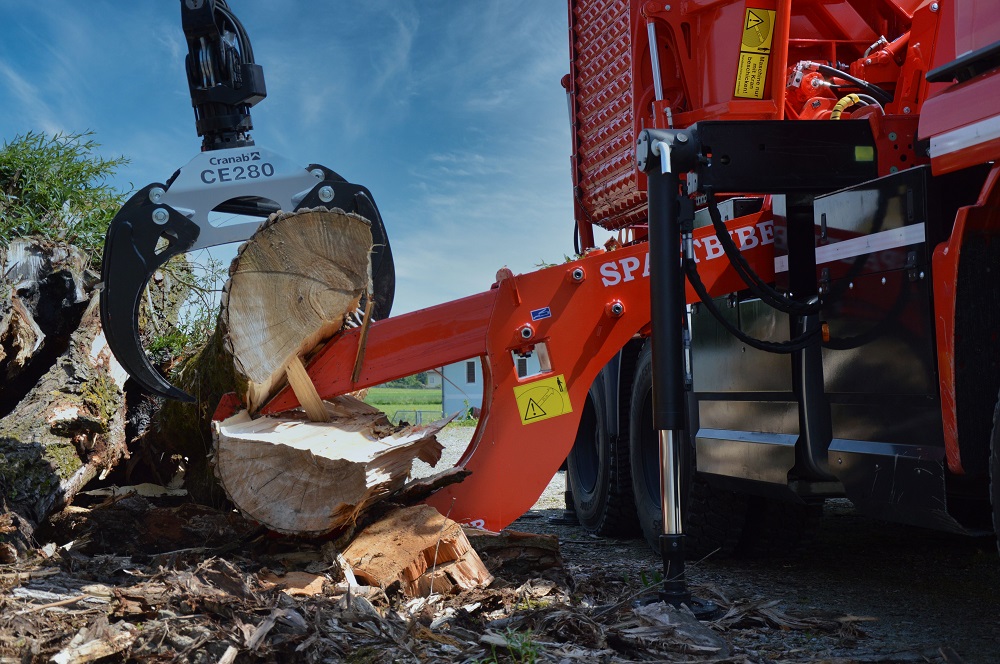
[513,374,572,426]
[734,7,776,100]
[741,8,775,52]
[735,52,769,99]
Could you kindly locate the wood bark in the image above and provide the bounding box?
[343,504,493,597]
[212,397,445,535]
[0,239,128,556]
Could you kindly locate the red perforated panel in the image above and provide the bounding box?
[568,0,645,232]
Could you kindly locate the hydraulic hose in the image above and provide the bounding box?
[704,191,821,316]
[683,254,821,353]
[811,62,893,106]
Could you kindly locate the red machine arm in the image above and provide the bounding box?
[261,214,775,531]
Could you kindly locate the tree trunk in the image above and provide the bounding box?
[0,239,128,557]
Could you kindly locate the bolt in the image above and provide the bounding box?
[520,326,533,340]
[152,208,169,225]
[811,100,821,108]
[865,58,872,65]
[571,267,585,282]
[903,106,911,114]
[930,2,939,11]
[318,186,335,203]
[888,132,897,141]
[676,133,688,143]
[849,282,854,289]
[609,302,624,316]
[664,4,671,10]
[149,187,165,204]
[310,168,325,179]
[881,276,887,285]
[919,270,925,279]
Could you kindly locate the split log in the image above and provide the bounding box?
[221,207,373,414]
[343,504,493,597]
[153,208,464,538]
[154,207,372,502]
[205,206,451,535]
[0,239,130,555]
[212,397,445,535]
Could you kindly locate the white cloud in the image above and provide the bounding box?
[0,1,585,320]
[0,60,65,136]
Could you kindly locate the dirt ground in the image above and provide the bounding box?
[0,425,997,663]
[509,499,1000,663]
[441,426,1000,663]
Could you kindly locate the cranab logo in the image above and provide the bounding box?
[209,153,259,165]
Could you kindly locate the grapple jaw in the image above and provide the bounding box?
[99,149,395,403]
[100,184,201,402]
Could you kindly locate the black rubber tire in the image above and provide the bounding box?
[736,496,822,558]
[566,374,639,537]
[990,390,1000,555]
[628,341,749,557]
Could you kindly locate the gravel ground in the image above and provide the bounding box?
[419,425,1000,663]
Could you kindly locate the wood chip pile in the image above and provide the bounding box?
[0,495,873,663]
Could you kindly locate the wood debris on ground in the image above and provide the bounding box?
[0,494,890,664]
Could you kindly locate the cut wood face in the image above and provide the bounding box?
[221,208,374,413]
[212,396,446,536]
[343,505,493,597]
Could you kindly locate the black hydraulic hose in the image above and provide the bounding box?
[684,256,821,353]
[814,63,893,105]
[705,191,821,316]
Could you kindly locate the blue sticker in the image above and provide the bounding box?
[530,307,552,321]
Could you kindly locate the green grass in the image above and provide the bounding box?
[365,387,441,405]
[375,403,443,422]
[365,387,442,423]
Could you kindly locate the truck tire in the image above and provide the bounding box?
[991,391,1000,555]
[628,342,748,557]
[736,496,821,558]
[566,376,639,536]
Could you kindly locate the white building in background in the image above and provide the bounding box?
[424,370,442,388]
[441,355,542,417]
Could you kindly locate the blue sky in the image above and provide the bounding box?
[0,1,586,314]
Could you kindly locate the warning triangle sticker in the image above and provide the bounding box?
[524,398,546,421]
[746,10,764,30]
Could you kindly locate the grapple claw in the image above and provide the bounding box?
[100,184,200,402]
